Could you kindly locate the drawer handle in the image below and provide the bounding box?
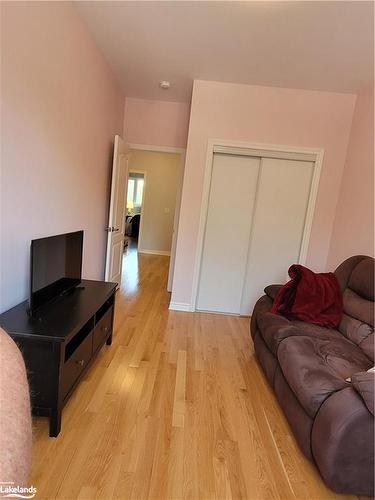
[102,326,109,333]
[76,359,85,367]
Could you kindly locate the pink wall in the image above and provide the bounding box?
[123,97,190,148]
[327,83,374,269]
[172,80,356,306]
[1,2,124,312]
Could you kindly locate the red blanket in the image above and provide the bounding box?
[271,264,343,328]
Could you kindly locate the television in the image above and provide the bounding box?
[29,231,84,314]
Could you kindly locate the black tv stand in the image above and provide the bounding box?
[59,283,86,297]
[0,279,117,437]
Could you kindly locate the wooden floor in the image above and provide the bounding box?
[30,245,358,500]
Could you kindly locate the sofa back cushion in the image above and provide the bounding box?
[348,258,374,302]
[351,371,375,416]
[335,256,374,362]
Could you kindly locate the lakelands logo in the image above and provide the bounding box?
[0,482,37,499]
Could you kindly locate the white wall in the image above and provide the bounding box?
[128,150,181,254]
[0,2,124,312]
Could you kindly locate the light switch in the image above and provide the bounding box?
[164,207,170,214]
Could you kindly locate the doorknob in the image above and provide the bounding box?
[113,228,120,232]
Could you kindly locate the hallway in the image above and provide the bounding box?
[29,252,355,500]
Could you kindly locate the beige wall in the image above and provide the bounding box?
[327,82,375,269]
[172,79,356,307]
[128,150,181,254]
[1,2,124,312]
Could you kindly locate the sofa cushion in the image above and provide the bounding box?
[290,319,343,340]
[257,312,299,355]
[347,257,374,302]
[338,313,374,361]
[277,336,373,418]
[341,288,374,327]
[359,333,375,363]
[339,313,373,345]
[351,371,375,416]
[257,312,343,356]
[264,284,282,301]
[335,256,374,363]
[334,255,369,292]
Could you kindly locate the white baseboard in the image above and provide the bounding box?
[138,249,171,256]
[169,302,195,312]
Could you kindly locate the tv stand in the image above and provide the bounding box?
[0,279,117,437]
[60,284,85,296]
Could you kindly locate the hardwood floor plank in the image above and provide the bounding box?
[172,349,187,428]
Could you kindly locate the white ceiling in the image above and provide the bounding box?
[76,1,374,102]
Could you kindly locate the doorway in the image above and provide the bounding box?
[122,146,185,292]
[124,171,145,253]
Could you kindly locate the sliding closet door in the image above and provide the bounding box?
[240,158,314,315]
[197,154,260,314]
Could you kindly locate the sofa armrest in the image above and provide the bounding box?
[0,328,32,485]
[264,284,282,301]
[312,387,374,496]
[250,294,273,340]
[351,371,374,416]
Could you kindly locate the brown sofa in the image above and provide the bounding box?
[250,255,374,496]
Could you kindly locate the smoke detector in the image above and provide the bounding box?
[159,80,171,90]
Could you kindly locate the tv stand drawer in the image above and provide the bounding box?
[62,331,92,399]
[93,306,113,353]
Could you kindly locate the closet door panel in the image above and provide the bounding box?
[241,158,313,315]
[197,154,260,314]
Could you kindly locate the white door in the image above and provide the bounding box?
[105,135,128,284]
[240,158,313,314]
[196,152,315,316]
[196,154,260,314]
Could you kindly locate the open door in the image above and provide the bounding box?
[105,135,128,284]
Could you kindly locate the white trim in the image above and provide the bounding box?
[213,145,316,162]
[169,302,194,312]
[138,249,171,256]
[191,139,324,311]
[298,148,324,263]
[209,139,323,157]
[193,308,243,317]
[127,143,186,155]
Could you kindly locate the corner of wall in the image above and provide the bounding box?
[325,95,358,270]
[326,82,374,270]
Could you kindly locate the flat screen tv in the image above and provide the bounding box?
[29,231,84,314]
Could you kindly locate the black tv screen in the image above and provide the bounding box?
[29,231,84,313]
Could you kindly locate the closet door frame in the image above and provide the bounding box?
[191,139,324,312]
